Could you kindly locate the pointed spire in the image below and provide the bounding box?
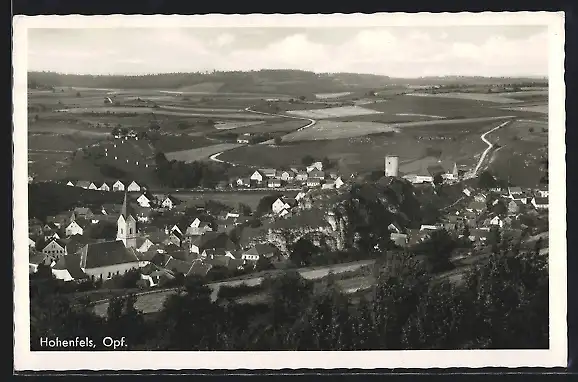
[120,190,132,219]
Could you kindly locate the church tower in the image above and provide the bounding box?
[117,191,137,248]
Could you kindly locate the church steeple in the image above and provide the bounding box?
[117,191,137,248]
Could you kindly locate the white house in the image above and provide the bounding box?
[250,170,264,183]
[462,187,475,197]
[295,191,307,201]
[531,197,548,210]
[29,238,36,249]
[403,174,433,184]
[99,182,110,192]
[489,216,503,228]
[536,187,549,198]
[66,181,75,187]
[112,180,125,192]
[388,223,401,234]
[161,196,178,210]
[127,181,141,192]
[65,220,85,236]
[306,161,323,172]
[278,209,290,218]
[280,170,295,181]
[137,193,151,208]
[322,181,335,190]
[136,237,154,253]
[419,225,439,232]
[88,182,98,190]
[272,198,289,214]
[335,177,344,189]
[260,168,277,178]
[41,239,67,259]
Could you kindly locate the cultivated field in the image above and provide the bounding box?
[281,121,399,142]
[157,190,299,210]
[315,92,352,99]
[499,104,548,114]
[285,105,382,119]
[214,121,265,130]
[407,92,524,104]
[164,143,243,162]
[56,106,272,120]
[281,116,514,142]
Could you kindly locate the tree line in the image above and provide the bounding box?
[154,152,230,189]
[30,244,548,351]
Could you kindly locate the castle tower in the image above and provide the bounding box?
[117,191,137,248]
[385,156,399,177]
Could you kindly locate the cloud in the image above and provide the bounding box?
[26,27,548,77]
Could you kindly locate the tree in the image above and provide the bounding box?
[76,91,81,97]
[301,155,315,166]
[289,237,318,267]
[413,229,456,273]
[274,136,283,145]
[433,173,444,188]
[298,95,306,101]
[238,203,252,216]
[478,170,497,189]
[321,157,333,170]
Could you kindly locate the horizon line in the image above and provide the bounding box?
[28,69,549,80]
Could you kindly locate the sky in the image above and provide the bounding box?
[27,26,549,78]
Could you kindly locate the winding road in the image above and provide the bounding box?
[468,119,512,178]
[208,106,317,166]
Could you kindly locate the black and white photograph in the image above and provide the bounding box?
[13,13,566,370]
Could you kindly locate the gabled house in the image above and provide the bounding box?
[161,195,180,210]
[88,182,98,190]
[334,177,345,189]
[295,191,307,201]
[66,181,75,187]
[531,197,548,210]
[112,180,125,192]
[250,170,265,183]
[272,198,290,215]
[77,240,143,281]
[41,238,67,259]
[99,182,110,192]
[322,181,335,190]
[29,237,36,249]
[306,161,323,172]
[127,181,141,192]
[65,219,87,237]
[135,237,154,253]
[280,170,295,181]
[489,216,504,228]
[241,243,278,262]
[388,223,402,234]
[136,193,151,208]
[29,252,53,274]
[508,187,523,199]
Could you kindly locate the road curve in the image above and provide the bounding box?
[472,119,512,176]
[207,106,317,166]
[91,259,375,317]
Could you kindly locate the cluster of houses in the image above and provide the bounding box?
[401,159,461,185]
[234,161,346,190]
[389,185,549,248]
[66,179,144,193]
[29,190,288,288]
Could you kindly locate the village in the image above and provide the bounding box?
[28,150,550,293]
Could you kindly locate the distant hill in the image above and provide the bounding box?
[28,70,547,96]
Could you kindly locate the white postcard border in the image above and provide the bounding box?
[13,12,566,371]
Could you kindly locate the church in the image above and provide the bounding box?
[117,191,138,248]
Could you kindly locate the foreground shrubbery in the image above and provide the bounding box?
[30,244,548,351]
